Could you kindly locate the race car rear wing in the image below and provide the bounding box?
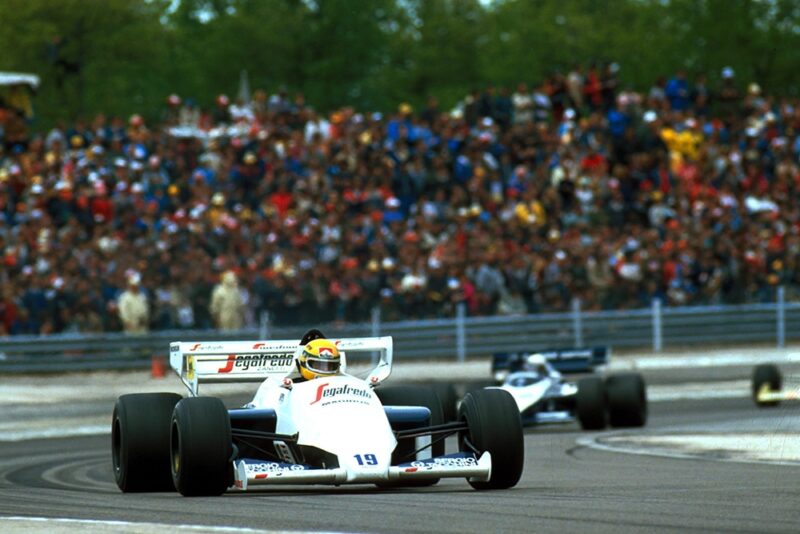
[492,347,610,376]
[170,336,394,396]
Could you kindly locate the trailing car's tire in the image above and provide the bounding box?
[430,382,459,422]
[375,385,445,487]
[752,364,782,408]
[576,377,606,430]
[459,389,523,490]
[170,397,232,496]
[605,373,647,428]
[112,392,182,492]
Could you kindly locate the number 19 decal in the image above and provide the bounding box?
[354,453,378,466]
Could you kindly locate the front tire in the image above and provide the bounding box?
[459,389,523,490]
[576,377,606,430]
[112,393,182,492]
[605,373,647,427]
[752,364,782,408]
[170,397,232,496]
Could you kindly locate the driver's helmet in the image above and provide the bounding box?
[526,353,548,375]
[298,338,341,380]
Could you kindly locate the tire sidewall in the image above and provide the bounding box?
[170,397,232,496]
[576,377,606,430]
[459,388,524,490]
[605,373,647,428]
[752,364,782,407]
[112,392,182,493]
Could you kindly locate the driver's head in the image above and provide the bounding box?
[298,338,341,380]
[526,353,548,375]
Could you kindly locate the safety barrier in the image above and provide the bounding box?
[1,295,798,373]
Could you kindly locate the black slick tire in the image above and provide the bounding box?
[112,392,182,492]
[605,373,648,427]
[752,364,782,408]
[170,397,232,496]
[459,388,524,490]
[576,377,606,430]
[430,382,459,422]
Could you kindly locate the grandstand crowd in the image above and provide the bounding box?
[1,63,799,335]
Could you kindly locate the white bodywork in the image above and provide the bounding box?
[250,375,396,483]
[496,359,579,424]
[169,336,491,488]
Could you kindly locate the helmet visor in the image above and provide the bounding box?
[305,356,339,375]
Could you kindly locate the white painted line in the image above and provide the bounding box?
[0,516,348,534]
[577,433,800,467]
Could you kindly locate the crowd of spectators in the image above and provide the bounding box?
[1,62,799,336]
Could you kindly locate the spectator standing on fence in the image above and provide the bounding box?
[118,273,149,334]
[210,270,244,330]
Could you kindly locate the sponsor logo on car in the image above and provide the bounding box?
[245,462,307,474]
[217,353,294,373]
[187,343,224,352]
[310,382,372,405]
[409,457,478,468]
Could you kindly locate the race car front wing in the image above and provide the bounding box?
[233,452,491,490]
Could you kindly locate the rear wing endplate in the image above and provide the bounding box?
[170,336,393,396]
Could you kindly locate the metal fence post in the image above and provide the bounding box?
[572,297,583,347]
[456,302,466,363]
[777,286,786,348]
[371,306,381,365]
[652,298,662,353]
[259,311,270,340]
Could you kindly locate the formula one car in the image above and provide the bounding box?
[111,331,524,496]
[485,348,647,430]
[752,363,798,407]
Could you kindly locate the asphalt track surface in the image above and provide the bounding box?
[1,394,799,533]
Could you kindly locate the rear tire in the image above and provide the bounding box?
[459,389,524,490]
[430,382,458,422]
[112,392,182,492]
[465,380,497,394]
[170,397,232,496]
[576,377,607,430]
[375,385,444,487]
[752,364,782,408]
[605,373,647,427]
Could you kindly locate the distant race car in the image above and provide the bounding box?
[751,363,799,407]
[111,332,524,496]
[483,347,647,430]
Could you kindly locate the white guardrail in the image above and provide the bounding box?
[0,294,799,373]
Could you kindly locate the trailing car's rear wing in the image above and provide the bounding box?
[492,347,610,377]
[170,336,393,396]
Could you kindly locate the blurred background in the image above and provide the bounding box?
[2,0,800,125]
[1,0,799,370]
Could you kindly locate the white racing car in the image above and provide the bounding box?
[486,348,647,430]
[112,330,524,496]
[751,363,799,407]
